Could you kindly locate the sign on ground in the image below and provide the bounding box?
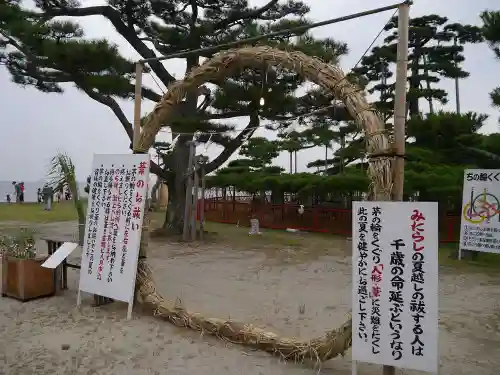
[460,169,500,254]
[78,154,150,306]
[352,201,439,373]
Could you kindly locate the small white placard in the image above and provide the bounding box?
[352,201,439,373]
[41,242,79,269]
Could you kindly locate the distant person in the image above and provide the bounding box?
[42,184,54,211]
[19,182,25,203]
[64,186,71,201]
[37,188,42,203]
[12,181,20,203]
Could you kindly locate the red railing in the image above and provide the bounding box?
[201,200,460,243]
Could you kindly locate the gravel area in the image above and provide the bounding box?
[1,222,499,375]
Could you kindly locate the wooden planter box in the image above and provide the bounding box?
[1,256,56,302]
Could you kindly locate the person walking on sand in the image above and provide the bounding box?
[42,184,54,211]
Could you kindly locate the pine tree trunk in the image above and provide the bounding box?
[324,145,328,174]
[150,179,161,208]
[408,51,421,117]
[161,55,200,234]
[161,138,190,234]
[423,54,434,114]
[340,135,345,173]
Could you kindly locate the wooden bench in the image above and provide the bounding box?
[42,235,113,306]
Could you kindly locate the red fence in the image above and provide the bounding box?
[202,200,460,243]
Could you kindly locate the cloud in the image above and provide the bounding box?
[1,0,498,182]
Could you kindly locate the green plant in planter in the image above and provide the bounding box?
[0,228,37,259]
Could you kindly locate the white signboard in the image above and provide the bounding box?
[460,169,500,254]
[78,154,150,308]
[352,202,439,373]
[41,242,79,269]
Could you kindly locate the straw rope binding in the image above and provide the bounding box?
[136,45,393,363]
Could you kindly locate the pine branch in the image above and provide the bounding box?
[79,83,167,178]
[203,111,251,120]
[210,0,279,31]
[2,27,163,101]
[130,84,162,102]
[204,111,260,174]
[39,5,176,85]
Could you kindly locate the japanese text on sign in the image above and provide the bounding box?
[352,202,438,373]
[460,169,500,254]
[79,154,150,303]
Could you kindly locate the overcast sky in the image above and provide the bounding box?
[1,0,499,182]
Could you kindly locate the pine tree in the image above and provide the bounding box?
[352,15,483,119]
[0,0,348,232]
[303,119,360,174]
[302,117,340,174]
[277,130,308,173]
[238,136,280,169]
[481,10,500,113]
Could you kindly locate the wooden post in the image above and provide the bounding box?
[200,163,206,240]
[98,61,144,315]
[191,159,199,241]
[391,1,410,202]
[385,2,409,375]
[133,62,143,152]
[182,142,195,241]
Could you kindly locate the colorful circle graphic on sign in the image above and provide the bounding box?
[462,189,500,224]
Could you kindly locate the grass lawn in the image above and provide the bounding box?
[2,203,500,271]
[148,211,340,249]
[0,201,81,223]
[438,243,500,271]
[149,212,500,270]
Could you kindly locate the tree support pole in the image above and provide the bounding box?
[200,164,206,240]
[104,61,144,310]
[183,142,195,241]
[390,1,410,203]
[134,61,148,257]
[129,61,145,311]
[385,1,409,374]
[191,158,199,241]
[133,63,143,152]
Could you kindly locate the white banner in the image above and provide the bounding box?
[79,154,150,303]
[460,169,500,254]
[352,201,439,373]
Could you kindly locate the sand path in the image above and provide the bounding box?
[1,222,499,374]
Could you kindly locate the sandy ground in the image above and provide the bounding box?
[1,222,500,375]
